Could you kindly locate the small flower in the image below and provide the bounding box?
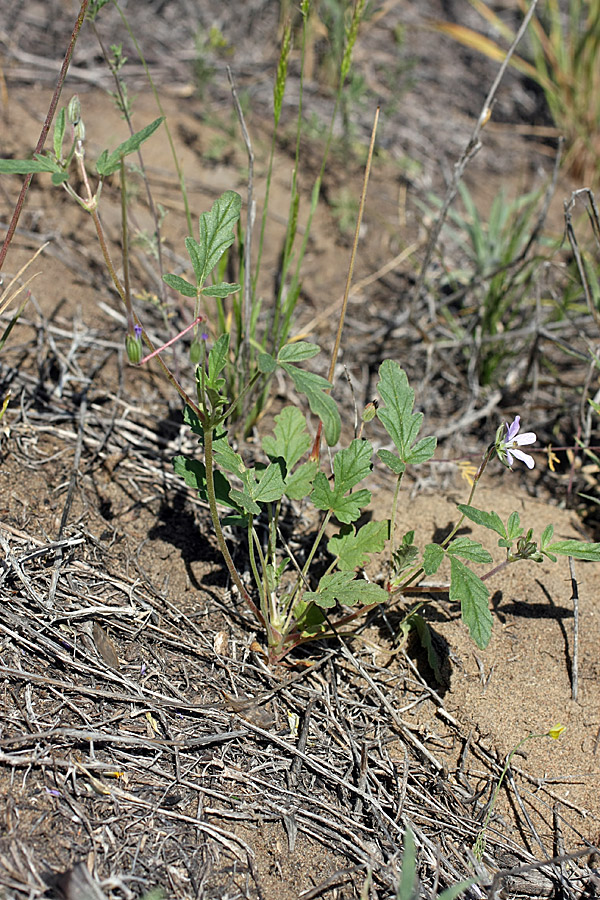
[496,415,537,469]
[547,723,565,740]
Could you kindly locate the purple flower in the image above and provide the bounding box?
[501,415,537,469]
[134,324,142,339]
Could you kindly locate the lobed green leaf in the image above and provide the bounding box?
[262,406,312,469]
[172,456,240,511]
[377,448,405,475]
[303,571,387,609]
[95,116,164,176]
[328,520,388,571]
[423,543,444,576]
[196,190,242,284]
[280,363,340,446]
[0,157,61,174]
[450,556,492,649]
[258,352,277,374]
[163,273,197,298]
[543,539,600,561]
[277,341,320,363]
[457,504,506,538]
[200,282,241,298]
[447,537,493,564]
[283,460,318,500]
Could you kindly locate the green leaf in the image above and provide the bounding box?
[163,273,197,298]
[0,157,61,174]
[254,461,286,503]
[405,435,437,464]
[331,438,373,494]
[211,432,245,477]
[541,524,554,546]
[447,537,492,564]
[277,341,320,363]
[195,190,242,285]
[51,171,70,186]
[283,460,318,500]
[423,543,444,575]
[207,333,230,385]
[396,828,418,900]
[182,404,204,436]
[410,613,443,684]
[328,520,388,571]
[450,556,492,649]
[457,504,506,539]
[280,363,341,446]
[293,602,327,637]
[392,531,419,574]
[303,571,387,609]
[258,352,277,374]
[543,539,600,561]
[96,149,109,174]
[376,360,434,464]
[262,406,312,468]
[53,106,66,160]
[506,511,523,540]
[185,235,203,283]
[172,455,240,511]
[377,448,405,474]
[200,281,241,298]
[229,488,260,515]
[95,116,164,176]
[311,440,373,523]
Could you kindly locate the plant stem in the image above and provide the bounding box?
[441,443,495,548]
[285,511,332,622]
[203,425,264,626]
[474,731,543,860]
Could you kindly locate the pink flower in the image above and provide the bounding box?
[502,415,537,469]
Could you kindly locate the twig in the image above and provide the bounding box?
[227,66,255,384]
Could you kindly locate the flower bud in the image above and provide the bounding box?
[126,325,143,364]
[67,95,85,141]
[361,400,378,423]
[189,339,204,365]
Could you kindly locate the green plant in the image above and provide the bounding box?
[167,215,600,661]
[434,0,600,183]
[1,7,599,671]
[419,180,552,384]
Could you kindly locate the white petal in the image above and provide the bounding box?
[514,432,536,446]
[511,448,535,469]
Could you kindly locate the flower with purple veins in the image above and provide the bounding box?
[497,415,537,469]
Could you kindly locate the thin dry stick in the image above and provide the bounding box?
[411,0,541,318]
[227,65,255,383]
[568,556,579,702]
[0,0,90,271]
[310,105,379,459]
